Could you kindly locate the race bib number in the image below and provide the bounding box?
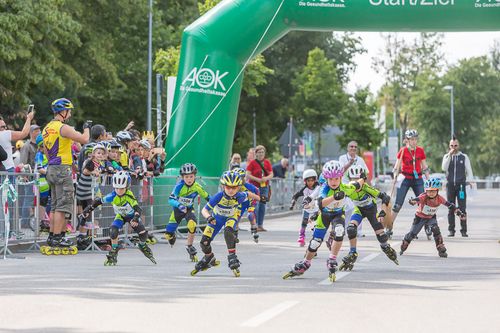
[178,197,194,206]
[215,206,235,217]
[422,205,438,216]
[326,199,344,210]
[113,203,134,216]
[354,197,372,207]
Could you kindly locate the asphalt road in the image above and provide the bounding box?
[0,190,499,333]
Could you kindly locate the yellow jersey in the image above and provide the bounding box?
[42,120,72,165]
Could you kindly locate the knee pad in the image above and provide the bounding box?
[307,237,323,252]
[376,232,389,244]
[187,219,197,234]
[431,224,441,236]
[392,203,402,213]
[110,226,119,240]
[347,223,357,240]
[200,235,212,254]
[224,226,236,249]
[333,224,345,242]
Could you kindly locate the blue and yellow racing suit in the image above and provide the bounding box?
[100,190,141,229]
[203,191,248,240]
[237,182,259,222]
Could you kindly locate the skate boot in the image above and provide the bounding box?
[186,245,198,262]
[327,258,338,282]
[297,229,306,247]
[425,224,432,240]
[76,234,92,251]
[104,248,119,266]
[47,235,78,255]
[138,243,157,264]
[282,260,311,279]
[437,245,448,258]
[146,234,158,245]
[339,252,358,271]
[251,226,259,243]
[164,233,176,247]
[228,253,241,277]
[40,234,54,255]
[400,239,410,255]
[326,231,334,251]
[191,253,220,276]
[382,245,399,265]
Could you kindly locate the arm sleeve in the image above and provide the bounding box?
[362,183,380,198]
[440,195,455,209]
[309,184,322,199]
[463,154,474,181]
[101,192,116,204]
[205,192,223,211]
[292,186,307,201]
[442,153,451,172]
[132,204,143,215]
[195,183,211,201]
[168,182,184,208]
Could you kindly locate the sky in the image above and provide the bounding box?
[347,32,500,94]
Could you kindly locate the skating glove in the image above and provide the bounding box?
[207,216,216,225]
[334,191,345,201]
[178,205,187,213]
[408,198,417,206]
[260,195,268,203]
[83,120,93,130]
[289,199,296,210]
[378,192,391,205]
[360,171,368,180]
[302,196,313,208]
[455,209,466,218]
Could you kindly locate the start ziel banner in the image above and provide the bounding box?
[369,0,454,5]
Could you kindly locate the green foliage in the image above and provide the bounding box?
[337,88,384,152]
[198,0,221,16]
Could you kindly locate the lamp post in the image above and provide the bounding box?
[443,85,454,139]
[147,0,153,131]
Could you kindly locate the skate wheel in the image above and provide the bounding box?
[190,269,199,276]
[329,273,336,282]
[150,238,157,245]
[232,269,240,277]
[40,246,47,255]
[191,255,198,263]
[150,257,157,264]
[254,239,259,244]
[235,238,240,244]
[282,271,295,280]
[348,265,354,271]
[62,248,69,255]
[52,248,61,255]
[70,247,78,255]
[394,259,400,265]
[45,248,53,255]
[399,251,404,256]
[212,260,221,267]
[339,263,346,271]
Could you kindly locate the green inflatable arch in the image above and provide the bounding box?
[165,0,500,177]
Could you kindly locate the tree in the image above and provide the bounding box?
[337,88,384,152]
[289,48,346,167]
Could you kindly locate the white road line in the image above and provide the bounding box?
[360,252,380,262]
[318,271,350,285]
[241,301,299,327]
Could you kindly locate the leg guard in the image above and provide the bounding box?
[347,223,357,240]
[376,232,389,244]
[224,226,236,250]
[200,235,212,254]
[307,237,323,253]
[333,223,345,242]
[187,219,197,234]
[132,223,148,242]
[109,226,119,240]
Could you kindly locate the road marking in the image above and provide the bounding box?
[360,252,379,262]
[318,271,350,285]
[241,301,299,327]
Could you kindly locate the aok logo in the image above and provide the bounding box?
[298,0,346,8]
[181,67,229,91]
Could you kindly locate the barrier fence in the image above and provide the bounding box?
[0,171,304,255]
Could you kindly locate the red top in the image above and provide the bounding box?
[415,193,447,219]
[397,146,426,179]
[246,159,272,188]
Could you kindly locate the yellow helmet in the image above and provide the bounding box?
[16,140,25,149]
[220,170,242,187]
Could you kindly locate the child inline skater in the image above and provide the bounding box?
[79,171,156,265]
[337,165,398,271]
[75,143,106,250]
[191,170,258,277]
[233,167,259,243]
[289,169,320,247]
[283,161,364,282]
[400,177,464,258]
[166,163,210,262]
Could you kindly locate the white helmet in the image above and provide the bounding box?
[302,169,318,181]
[322,160,343,179]
[348,165,365,179]
[405,129,418,139]
[139,139,151,150]
[92,143,106,154]
[112,171,130,189]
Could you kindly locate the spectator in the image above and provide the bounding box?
[18,125,41,227]
[389,129,430,236]
[0,113,34,172]
[339,141,368,183]
[229,153,242,170]
[0,144,7,171]
[43,98,89,247]
[442,137,474,237]
[246,145,273,232]
[77,124,107,173]
[240,148,255,170]
[272,158,289,178]
[13,140,24,166]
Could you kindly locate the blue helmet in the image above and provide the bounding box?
[51,98,74,113]
[220,170,242,187]
[35,133,43,146]
[424,177,442,191]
